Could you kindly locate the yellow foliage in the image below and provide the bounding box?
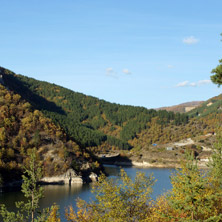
[66,200,93,222]
[12,94,21,104]
[83,152,90,159]
[0,127,6,145]
[46,205,61,222]
[66,169,155,221]
[6,148,14,158]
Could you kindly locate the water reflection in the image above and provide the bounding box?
[40,184,86,208]
[0,165,175,221]
[104,165,175,198]
[104,164,121,176]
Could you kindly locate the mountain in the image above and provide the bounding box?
[0,73,101,186]
[156,101,204,113]
[1,66,221,158]
[1,66,222,183]
[188,94,222,118]
[0,67,194,150]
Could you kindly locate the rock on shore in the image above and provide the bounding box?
[40,169,83,185]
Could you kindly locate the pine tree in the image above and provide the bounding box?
[211,59,222,87]
[211,34,222,87]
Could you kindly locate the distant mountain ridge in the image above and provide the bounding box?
[188,94,222,117]
[156,101,204,113]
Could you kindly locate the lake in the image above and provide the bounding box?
[0,165,175,221]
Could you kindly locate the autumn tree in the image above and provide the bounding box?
[66,169,155,222]
[157,152,221,221]
[208,130,222,187]
[206,130,222,220]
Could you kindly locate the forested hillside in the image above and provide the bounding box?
[0,66,221,156]
[0,83,100,185]
[0,67,194,151]
[0,65,221,186]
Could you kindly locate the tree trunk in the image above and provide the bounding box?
[32,191,34,222]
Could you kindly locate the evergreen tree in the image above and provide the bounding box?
[211,58,222,87]
[211,34,222,87]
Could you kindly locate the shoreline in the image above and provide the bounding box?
[98,150,210,169]
[101,159,208,169]
[0,158,209,191]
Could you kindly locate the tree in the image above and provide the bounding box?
[211,59,222,86]
[165,152,217,221]
[20,148,43,222]
[0,148,60,222]
[66,169,155,222]
[211,34,222,86]
[208,130,222,188]
[206,130,222,220]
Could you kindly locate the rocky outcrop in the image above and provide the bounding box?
[89,172,98,182]
[40,169,83,185]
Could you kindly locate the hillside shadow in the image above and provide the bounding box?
[99,155,133,166]
[3,73,65,115]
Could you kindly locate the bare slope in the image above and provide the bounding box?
[156,101,204,113]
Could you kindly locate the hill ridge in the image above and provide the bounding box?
[1,66,221,155]
[156,101,204,113]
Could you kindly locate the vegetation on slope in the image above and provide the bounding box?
[2,33,222,221]
[0,67,192,152]
[0,83,100,185]
[188,94,222,118]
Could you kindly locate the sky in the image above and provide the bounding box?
[1,0,222,108]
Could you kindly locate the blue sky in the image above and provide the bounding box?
[1,0,222,108]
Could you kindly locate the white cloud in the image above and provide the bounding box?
[183,36,199,45]
[176,79,211,87]
[167,65,174,69]
[106,67,118,79]
[106,67,133,78]
[189,82,197,87]
[122,68,131,75]
[106,67,114,74]
[176,81,189,87]
[198,80,211,85]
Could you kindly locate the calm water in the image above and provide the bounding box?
[0,165,175,221]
